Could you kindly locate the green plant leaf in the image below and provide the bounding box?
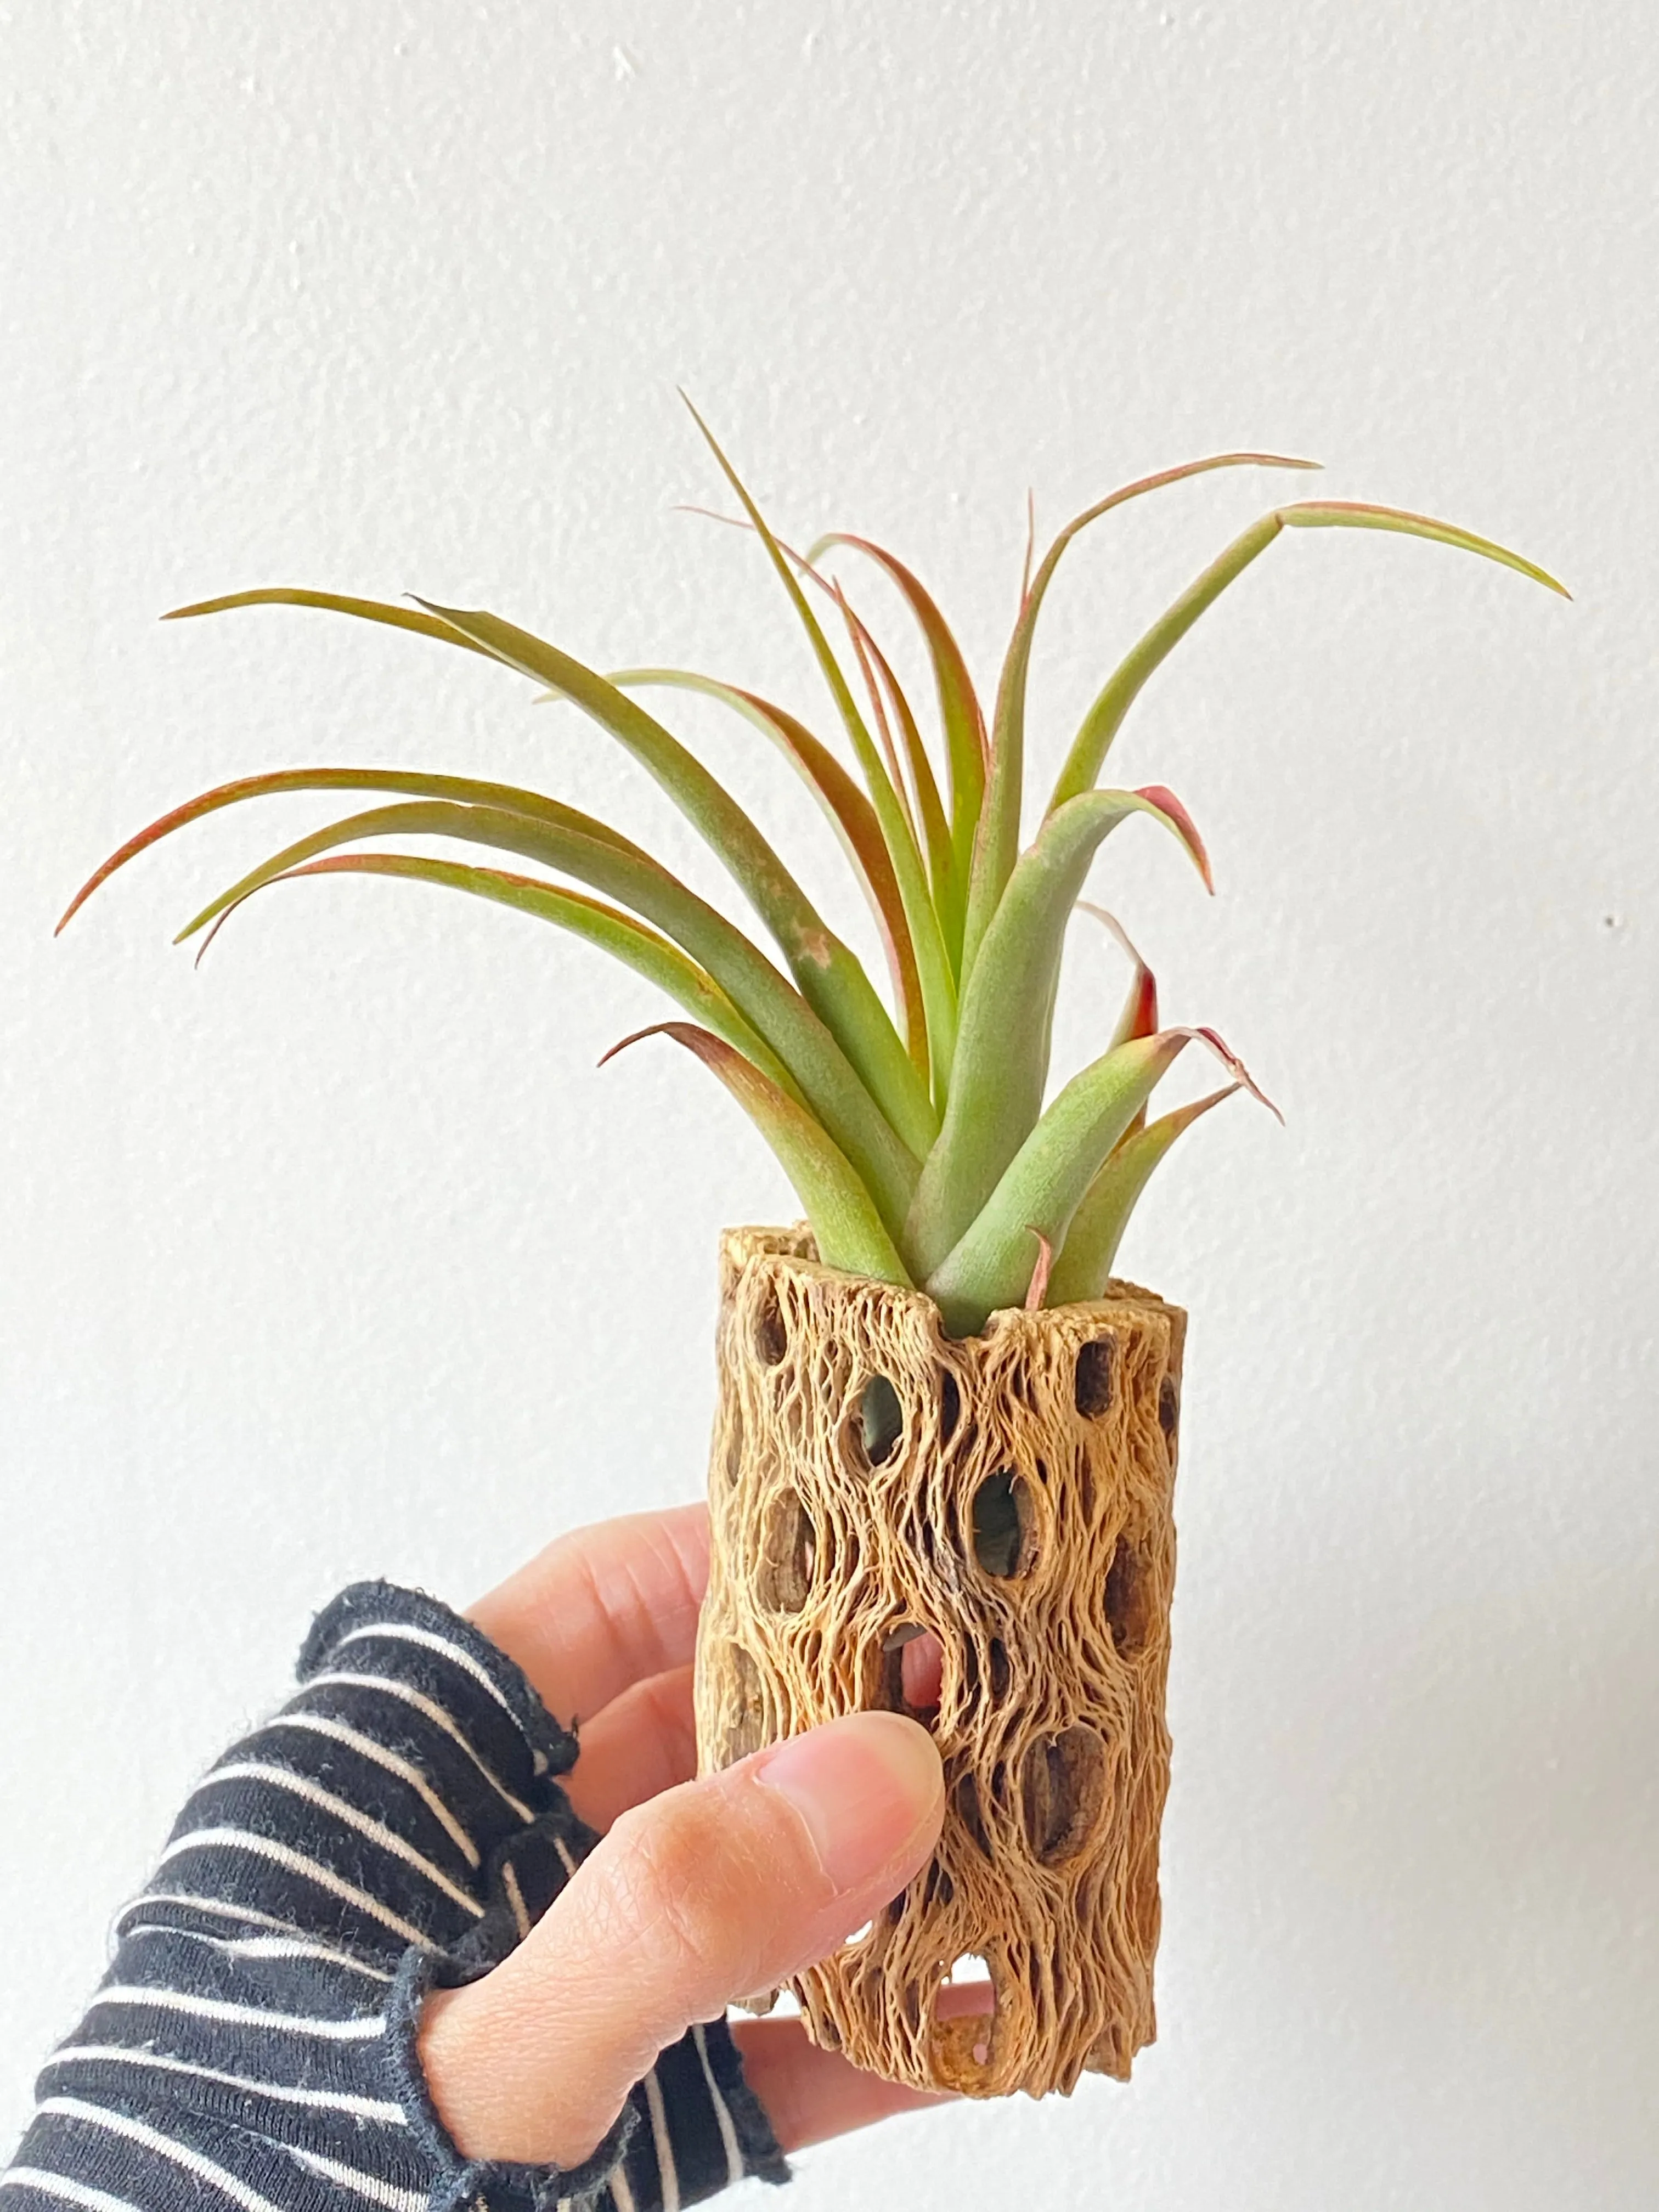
[410,595,938,1161]
[678,397,960,1109]
[960,452,1319,981]
[696,515,970,992]
[208,851,803,1094]
[905,786,1212,1281]
[1045,1085,1240,1305]
[1047,498,1570,812]
[601,1022,913,1286]
[610,668,929,1079]
[155,573,933,1161]
[924,1032,1190,1335]
[830,583,921,848]
[923,1028,1266,1335]
[170,797,923,1239]
[57,765,651,935]
[806,531,988,943]
[1280,499,1571,590]
[675,515,953,940]
[161,586,495,655]
[833,594,962,970]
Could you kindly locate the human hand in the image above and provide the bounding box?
[418,1505,949,2169]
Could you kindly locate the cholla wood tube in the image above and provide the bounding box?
[694,1227,1187,2099]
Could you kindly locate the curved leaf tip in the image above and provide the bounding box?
[1077,902,1160,1048]
[1135,784,1214,893]
[1280,499,1571,599]
[599,1018,689,1071]
[596,1014,913,1287]
[1024,1227,1054,1311]
[1076,901,1147,970]
[1185,1025,1283,1122]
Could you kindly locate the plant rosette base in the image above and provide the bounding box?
[694,1226,1187,2100]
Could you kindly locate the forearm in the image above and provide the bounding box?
[2,1579,784,2212]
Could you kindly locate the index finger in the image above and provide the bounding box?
[468,1503,709,1726]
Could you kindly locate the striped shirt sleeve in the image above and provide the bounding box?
[1,1580,789,2212]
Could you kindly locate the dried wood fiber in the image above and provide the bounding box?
[694,1227,1186,2099]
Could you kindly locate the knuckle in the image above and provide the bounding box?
[605,1791,768,1996]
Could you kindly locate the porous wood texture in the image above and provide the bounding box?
[694,1226,1187,2100]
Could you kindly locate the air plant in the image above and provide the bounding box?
[59,406,1565,1335]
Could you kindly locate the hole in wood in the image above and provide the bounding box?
[1019,1725,1107,1865]
[1159,1372,1180,1437]
[988,1637,1012,1698]
[757,1487,815,1613]
[876,1623,943,1725]
[753,1289,787,1367]
[939,1369,961,1441]
[901,1629,943,1715]
[859,1373,904,1465]
[933,1954,998,2075]
[1074,1334,1116,1417]
[941,1952,996,2008]
[842,1917,873,1947]
[970,1470,1031,1578]
[955,1770,994,1858]
[1105,1535,1152,1654]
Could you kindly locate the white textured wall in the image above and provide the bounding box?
[3,4,1655,2204]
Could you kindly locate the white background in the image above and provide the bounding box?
[2,5,1655,2206]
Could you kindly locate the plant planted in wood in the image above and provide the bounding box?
[61,406,1564,2097]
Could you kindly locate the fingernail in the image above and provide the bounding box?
[753,1713,943,1890]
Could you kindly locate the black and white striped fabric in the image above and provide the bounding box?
[2,1581,788,2212]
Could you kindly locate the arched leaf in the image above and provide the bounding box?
[1047,498,1569,811]
[204,851,802,1096]
[58,765,648,935]
[611,668,929,1081]
[806,531,988,900]
[678,397,960,1110]
[924,1029,1270,1335]
[1045,1085,1241,1305]
[602,1024,912,1286]
[171,797,923,1240]
[960,453,1319,980]
[411,595,935,1161]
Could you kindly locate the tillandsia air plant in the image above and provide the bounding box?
[63,409,1567,2100]
[60,404,1566,1337]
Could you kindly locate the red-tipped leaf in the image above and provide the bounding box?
[195,851,803,1096]
[961,452,1319,980]
[57,766,649,936]
[600,1023,912,1286]
[1048,496,1567,812]
[1045,1085,1246,1305]
[610,668,929,1078]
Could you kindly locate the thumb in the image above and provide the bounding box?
[418,1711,945,2166]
